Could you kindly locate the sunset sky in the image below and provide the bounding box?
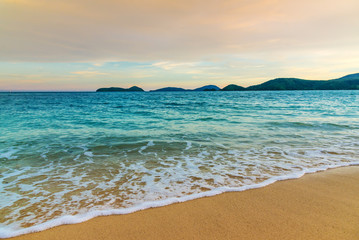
[1,0,358,91]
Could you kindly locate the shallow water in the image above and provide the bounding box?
[0,91,358,237]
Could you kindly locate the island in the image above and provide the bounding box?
[221,84,245,91]
[150,85,221,92]
[150,87,187,92]
[223,73,359,91]
[193,85,220,91]
[96,86,144,92]
[96,73,359,92]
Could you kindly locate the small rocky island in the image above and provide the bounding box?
[96,86,144,92]
[149,85,221,92]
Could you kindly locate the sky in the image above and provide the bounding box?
[0,0,359,91]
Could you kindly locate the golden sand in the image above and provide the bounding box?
[11,166,359,240]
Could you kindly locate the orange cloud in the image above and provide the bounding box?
[0,0,358,62]
[0,0,358,90]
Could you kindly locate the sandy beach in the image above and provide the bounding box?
[10,166,359,240]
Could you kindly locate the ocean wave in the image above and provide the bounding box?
[1,162,358,239]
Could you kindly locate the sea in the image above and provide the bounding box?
[0,90,358,238]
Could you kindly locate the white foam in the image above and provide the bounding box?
[139,141,155,153]
[84,151,93,157]
[185,141,192,150]
[0,148,18,160]
[1,162,358,239]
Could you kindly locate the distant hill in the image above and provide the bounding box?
[150,87,187,92]
[95,73,359,92]
[151,85,220,92]
[221,84,246,91]
[193,85,220,91]
[220,73,359,91]
[336,73,359,80]
[246,78,325,91]
[96,86,144,92]
[247,74,359,91]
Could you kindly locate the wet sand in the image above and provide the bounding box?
[11,166,359,240]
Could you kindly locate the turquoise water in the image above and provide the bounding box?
[1,91,359,237]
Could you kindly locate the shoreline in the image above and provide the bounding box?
[8,165,359,240]
[2,163,358,238]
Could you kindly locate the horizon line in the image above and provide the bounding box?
[1,72,358,92]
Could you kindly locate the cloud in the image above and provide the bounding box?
[0,0,358,63]
[0,0,359,91]
[71,71,108,77]
[152,61,198,70]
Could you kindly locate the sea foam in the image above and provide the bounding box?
[1,162,358,239]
